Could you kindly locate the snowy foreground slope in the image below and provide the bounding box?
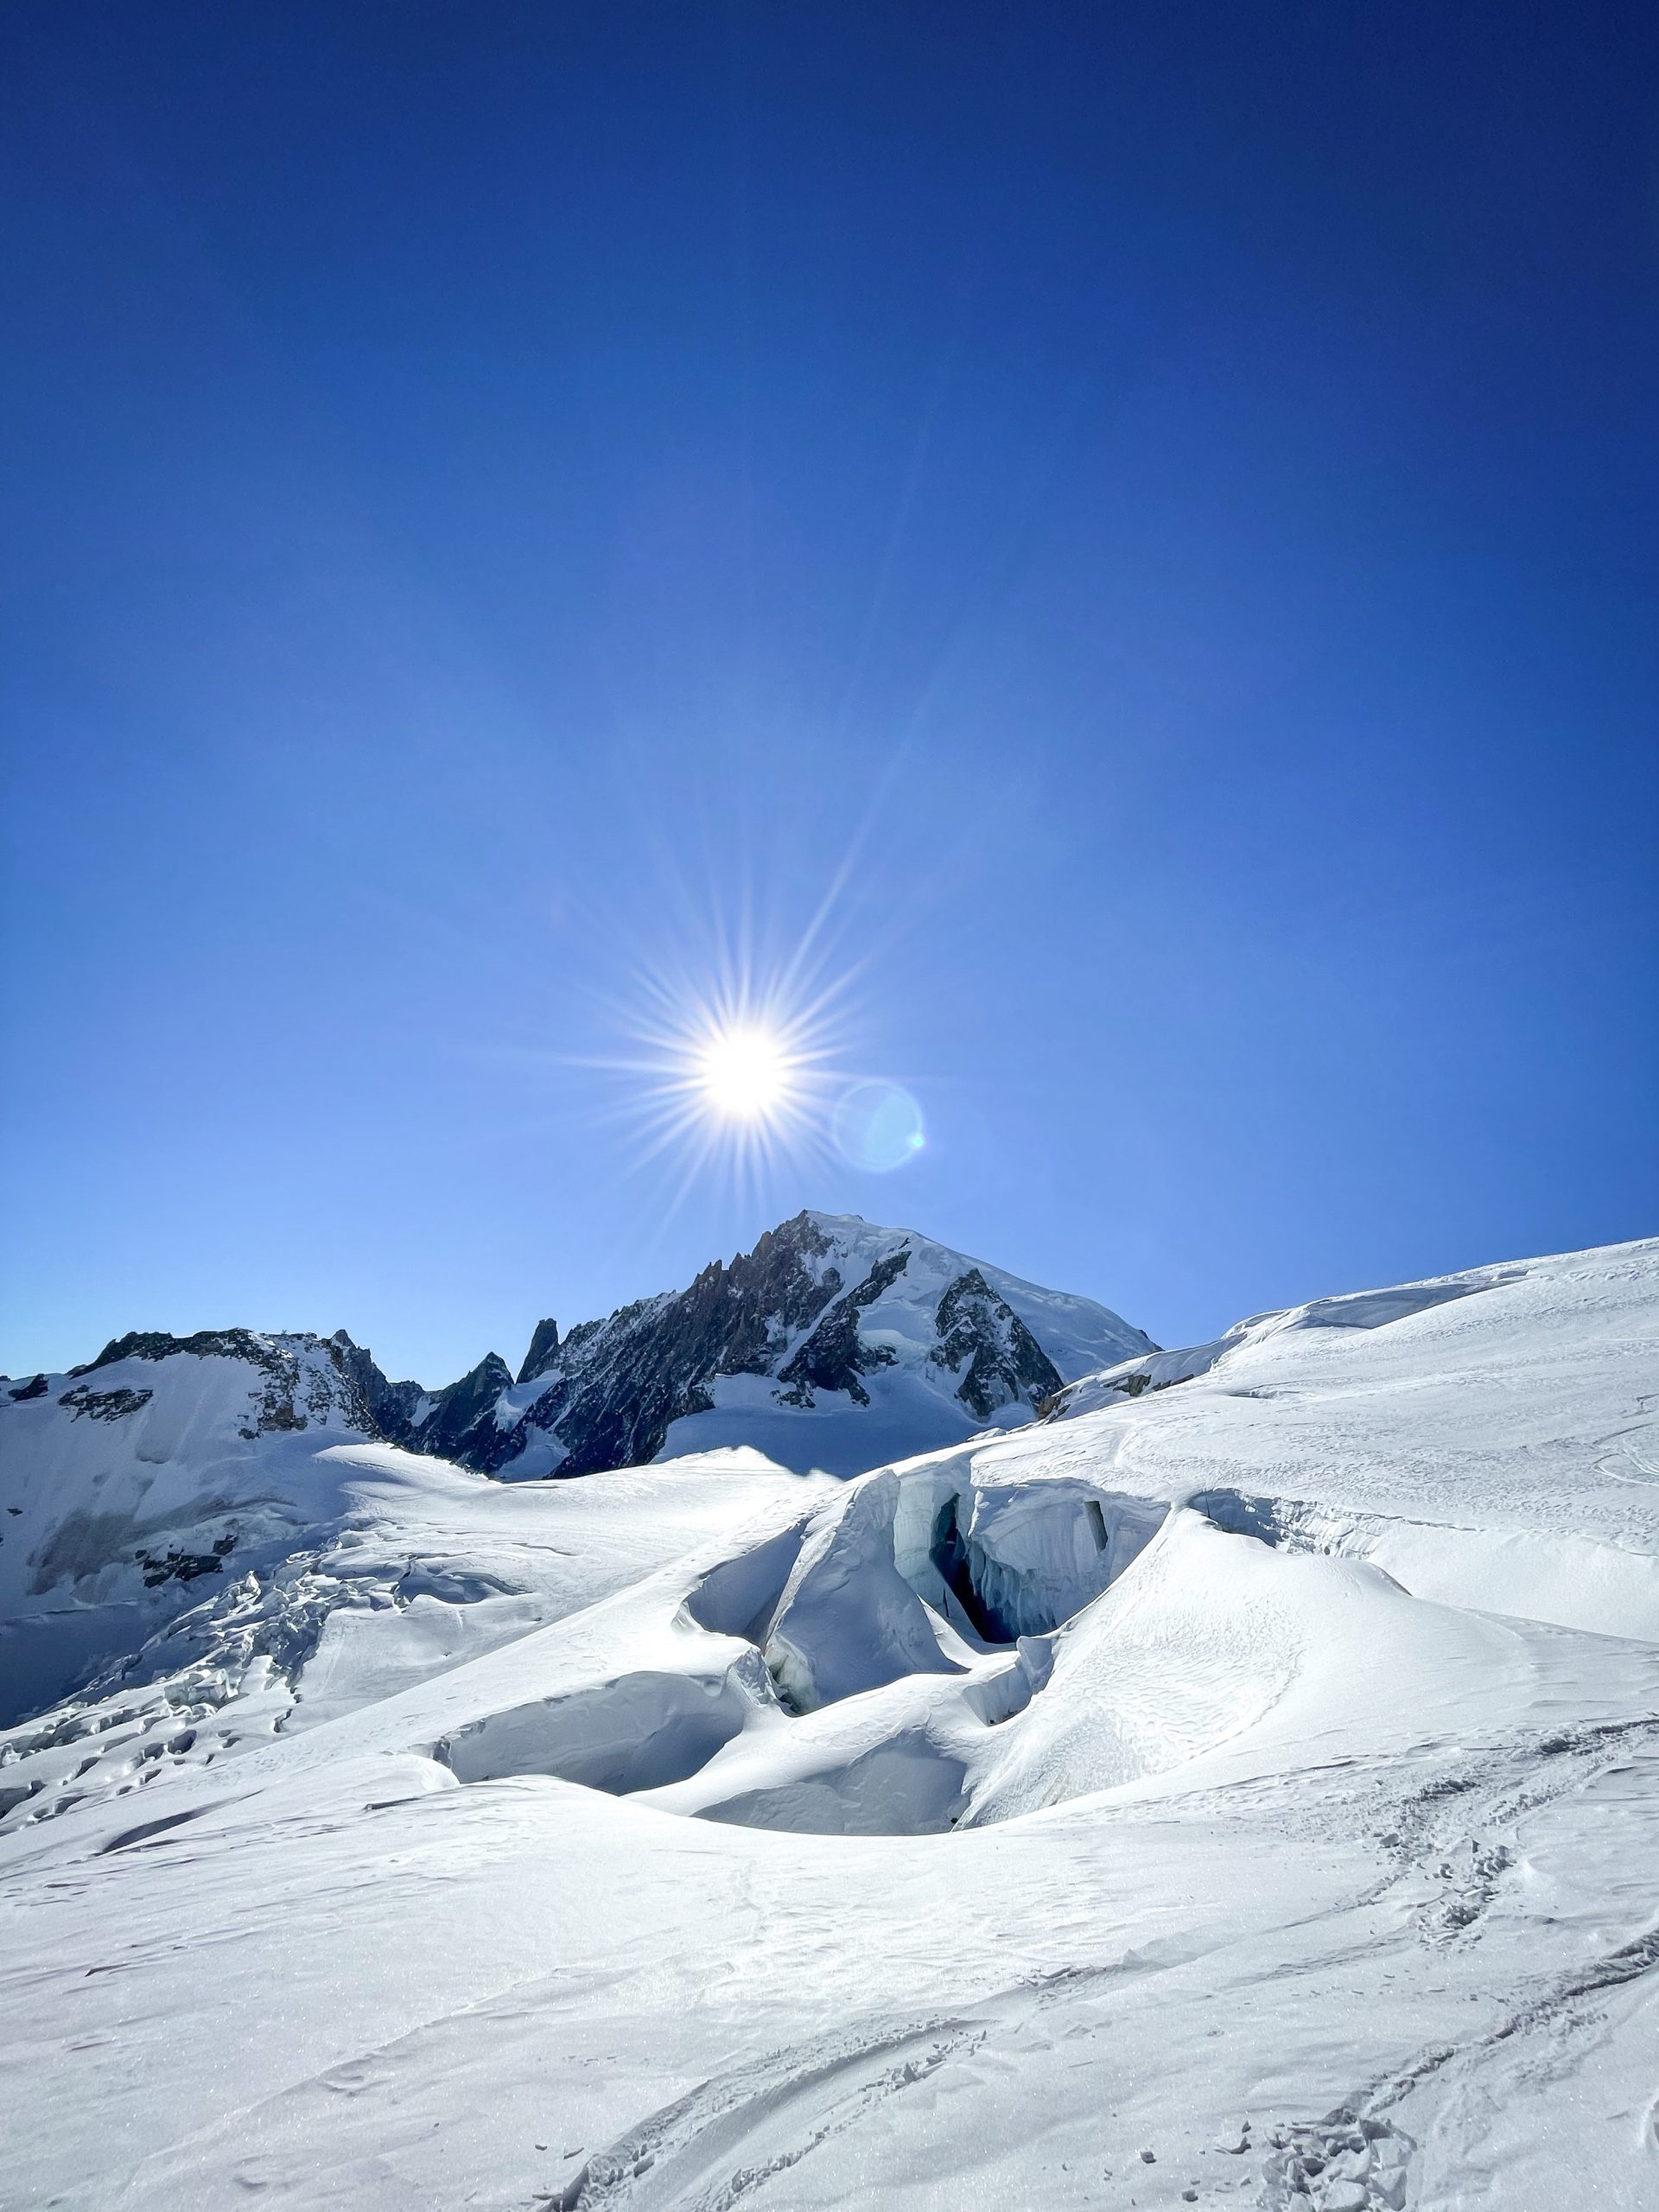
[3,1237,1657,2209]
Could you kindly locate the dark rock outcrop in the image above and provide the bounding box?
[518,1319,562,1385]
[59,1386,155,1422]
[74,1327,279,1376]
[407,1353,515,1466]
[777,1247,910,1407]
[469,1212,857,1477]
[329,1332,426,1444]
[929,1268,1063,1418]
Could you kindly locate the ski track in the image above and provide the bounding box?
[538,2018,990,2212]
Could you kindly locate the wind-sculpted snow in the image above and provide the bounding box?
[3,1236,1658,2209]
[761,1471,967,1711]
[436,1659,770,1795]
[1025,1237,1659,1641]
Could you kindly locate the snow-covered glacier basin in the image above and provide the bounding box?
[3,1236,1659,2212]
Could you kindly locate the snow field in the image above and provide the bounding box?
[2,1236,1657,2206]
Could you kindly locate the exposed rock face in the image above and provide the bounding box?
[64,1327,405,1440]
[404,1353,516,1466]
[518,1319,561,1385]
[777,1246,910,1407]
[473,1216,855,1478]
[329,1332,427,1441]
[75,1327,289,1377]
[929,1268,1064,1417]
[58,1385,156,1422]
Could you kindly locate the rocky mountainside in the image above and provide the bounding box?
[4,1214,1147,1495]
[390,1211,1154,1479]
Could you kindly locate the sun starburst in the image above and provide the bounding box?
[526,882,924,1232]
[571,937,849,1218]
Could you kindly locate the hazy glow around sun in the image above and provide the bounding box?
[571,897,917,1209]
[594,956,839,1201]
[694,1023,792,1122]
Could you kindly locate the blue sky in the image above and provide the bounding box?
[3,2,1656,1385]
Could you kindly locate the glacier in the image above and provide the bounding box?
[2,1231,1656,2209]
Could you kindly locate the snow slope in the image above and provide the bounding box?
[2,1236,1657,2209]
[0,1329,393,1729]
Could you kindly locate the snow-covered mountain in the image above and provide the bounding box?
[0,1211,1149,1497]
[0,1325,388,1729]
[3,1232,1657,2209]
[448,1211,1154,1479]
[0,1213,1145,1723]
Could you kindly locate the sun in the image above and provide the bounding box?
[695,1024,791,1122]
[566,912,867,1209]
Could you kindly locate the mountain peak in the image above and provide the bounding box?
[518,1319,562,1386]
[0,1216,1154,1544]
[380,1210,1153,1480]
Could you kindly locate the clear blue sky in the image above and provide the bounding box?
[3,2,1656,1386]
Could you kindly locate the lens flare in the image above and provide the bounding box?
[831,1080,925,1170]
